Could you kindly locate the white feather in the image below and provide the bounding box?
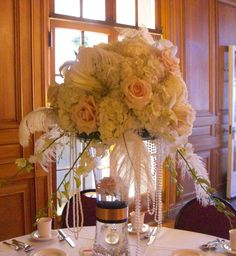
[177,143,211,206]
[29,127,64,171]
[110,131,154,195]
[19,107,57,147]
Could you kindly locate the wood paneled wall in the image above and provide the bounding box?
[167,0,236,213]
[1,0,236,240]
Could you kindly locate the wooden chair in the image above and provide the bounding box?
[61,189,97,228]
[174,196,236,239]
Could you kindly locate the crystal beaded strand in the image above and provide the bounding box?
[146,139,157,215]
[73,138,84,238]
[65,136,74,230]
[146,138,164,229]
[65,136,84,239]
[154,138,163,227]
[134,173,141,256]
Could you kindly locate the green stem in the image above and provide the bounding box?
[177,149,210,195]
[41,133,65,153]
[35,138,93,220]
[56,138,93,192]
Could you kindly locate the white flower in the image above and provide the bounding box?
[171,103,196,136]
[98,97,129,142]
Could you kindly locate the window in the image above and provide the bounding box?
[49,0,161,215]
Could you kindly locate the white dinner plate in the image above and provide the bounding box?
[127,223,150,234]
[223,242,236,254]
[30,230,58,241]
[30,248,68,256]
[171,249,205,256]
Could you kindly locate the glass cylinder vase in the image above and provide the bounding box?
[93,176,129,256]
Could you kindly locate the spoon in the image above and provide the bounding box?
[12,239,33,251]
[3,241,21,251]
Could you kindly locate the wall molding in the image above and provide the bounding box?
[219,0,236,7]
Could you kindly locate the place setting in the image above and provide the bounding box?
[128,211,150,235]
[169,229,236,256]
[221,229,236,254]
[127,210,160,247]
[30,217,58,242]
[197,228,236,255]
[29,217,75,256]
[1,217,77,256]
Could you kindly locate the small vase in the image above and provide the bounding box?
[93,176,129,256]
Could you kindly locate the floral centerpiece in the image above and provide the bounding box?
[12,28,231,255]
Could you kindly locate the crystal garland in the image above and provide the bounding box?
[134,169,142,256]
[65,136,84,239]
[146,138,164,230]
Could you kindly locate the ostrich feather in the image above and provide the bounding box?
[29,127,64,172]
[177,143,210,206]
[19,107,57,147]
[110,131,154,196]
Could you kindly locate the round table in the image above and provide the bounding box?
[0,227,229,255]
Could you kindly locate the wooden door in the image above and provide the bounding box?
[0,0,50,240]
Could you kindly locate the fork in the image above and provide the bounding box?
[3,241,21,251]
[12,239,33,252]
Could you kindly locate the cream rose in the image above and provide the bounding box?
[160,47,181,77]
[164,75,188,106]
[172,103,195,136]
[71,96,97,134]
[122,77,152,110]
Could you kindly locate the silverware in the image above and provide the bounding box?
[200,238,225,251]
[147,227,158,245]
[3,241,21,251]
[141,229,152,240]
[58,229,75,248]
[58,234,64,241]
[12,239,33,252]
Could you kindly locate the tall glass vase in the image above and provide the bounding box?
[93,175,129,256]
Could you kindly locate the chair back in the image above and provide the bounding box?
[61,189,96,228]
[174,196,236,239]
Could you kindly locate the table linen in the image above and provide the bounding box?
[0,227,228,256]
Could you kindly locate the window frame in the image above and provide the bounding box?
[49,0,162,82]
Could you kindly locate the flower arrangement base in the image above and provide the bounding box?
[93,178,129,256]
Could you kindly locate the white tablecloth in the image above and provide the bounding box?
[0,227,228,255]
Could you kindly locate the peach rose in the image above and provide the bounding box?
[122,77,152,110]
[160,48,181,77]
[71,96,97,134]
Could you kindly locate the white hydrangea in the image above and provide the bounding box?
[98,97,129,142]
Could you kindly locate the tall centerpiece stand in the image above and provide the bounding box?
[17,27,215,256]
[93,176,129,255]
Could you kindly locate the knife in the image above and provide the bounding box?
[58,229,75,248]
[147,227,158,245]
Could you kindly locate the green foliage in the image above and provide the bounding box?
[164,156,184,196]
[62,181,70,200]
[57,191,63,208]
[74,176,81,188]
